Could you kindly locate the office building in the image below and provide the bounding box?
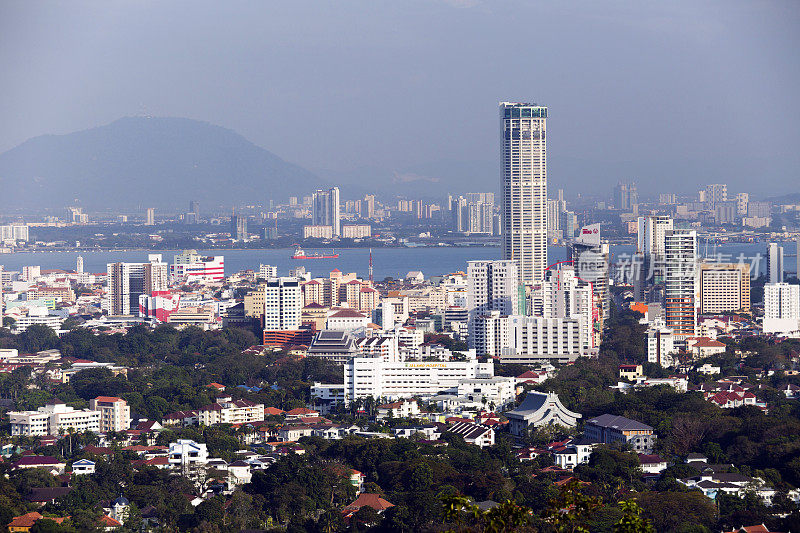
[9,402,100,436]
[89,396,131,433]
[569,223,610,319]
[189,200,200,220]
[107,255,168,316]
[500,102,548,284]
[767,243,784,284]
[698,263,750,314]
[145,208,155,226]
[764,283,800,334]
[171,250,224,283]
[312,187,341,236]
[664,229,698,337]
[263,277,302,330]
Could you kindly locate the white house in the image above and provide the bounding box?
[168,440,208,467]
[71,459,96,475]
[376,399,421,420]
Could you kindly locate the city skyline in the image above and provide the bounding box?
[1,2,798,198]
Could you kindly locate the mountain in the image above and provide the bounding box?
[0,117,326,210]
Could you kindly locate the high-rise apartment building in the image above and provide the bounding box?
[705,184,728,208]
[107,255,168,316]
[500,102,547,285]
[664,229,698,337]
[467,260,520,349]
[635,215,674,301]
[764,283,800,334]
[767,243,784,284]
[735,193,749,216]
[145,207,155,226]
[231,213,248,241]
[614,182,638,211]
[263,277,302,330]
[312,187,341,236]
[190,200,200,220]
[76,256,84,275]
[698,263,750,314]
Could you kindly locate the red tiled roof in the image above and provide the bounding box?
[343,493,394,513]
[93,396,123,403]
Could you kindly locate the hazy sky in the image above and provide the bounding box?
[1,1,798,197]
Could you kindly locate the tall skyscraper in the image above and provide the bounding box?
[500,102,547,285]
[664,229,698,337]
[145,208,155,226]
[767,243,784,284]
[312,187,341,236]
[189,200,200,219]
[76,256,84,275]
[107,255,168,316]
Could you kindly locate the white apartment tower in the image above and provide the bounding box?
[263,277,302,330]
[467,260,520,349]
[664,229,698,337]
[500,102,548,285]
[764,283,800,334]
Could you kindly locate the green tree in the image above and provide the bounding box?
[613,500,654,533]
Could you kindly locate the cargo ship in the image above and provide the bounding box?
[291,247,339,259]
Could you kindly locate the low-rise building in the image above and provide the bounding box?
[619,364,643,381]
[197,397,264,426]
[584,414,655,454]
[505,392,581,437]
[168,440,208,467]
[445,421,495,448]
[376,399,420,420]
[9,402,100,436]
